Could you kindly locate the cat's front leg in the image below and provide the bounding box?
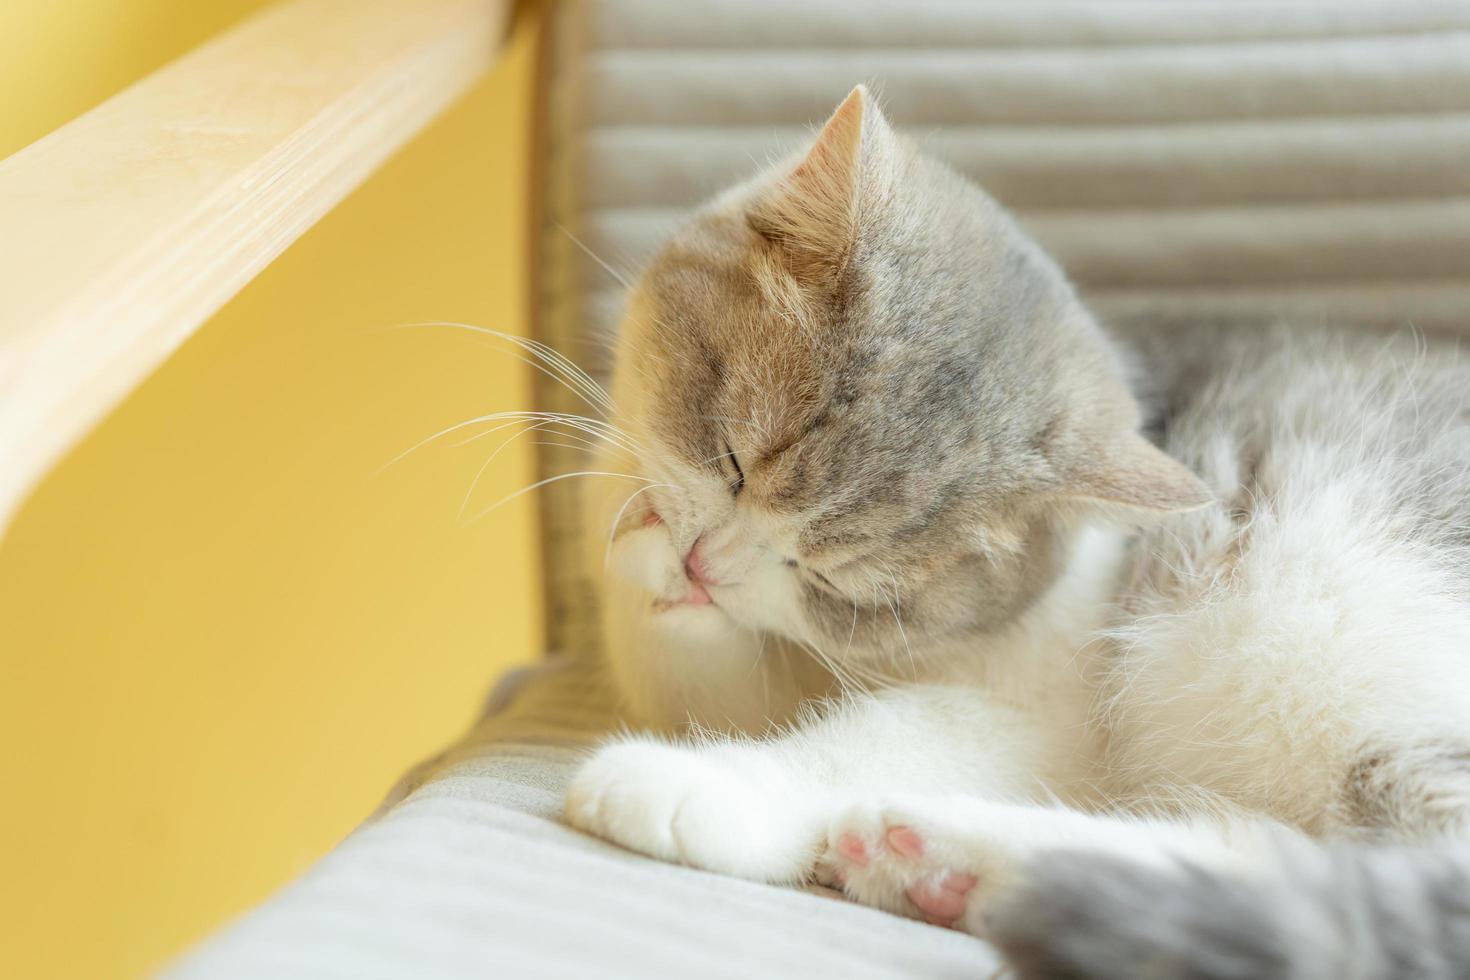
[566,686,1075,883]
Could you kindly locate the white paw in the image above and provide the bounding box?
[565,738,821,882]
[822,796,1043,935]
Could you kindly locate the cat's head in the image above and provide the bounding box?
[597,87,1208,673]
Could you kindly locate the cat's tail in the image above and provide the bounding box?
[987,835,1470,980]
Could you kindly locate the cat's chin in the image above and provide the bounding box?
[650,597,725,619]
[648,597,733,639]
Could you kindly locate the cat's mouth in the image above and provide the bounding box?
[640,510,729,614]
[651,580,716,614]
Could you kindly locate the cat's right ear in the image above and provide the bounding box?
[747,85,896,285]
[1062,433,1215,517]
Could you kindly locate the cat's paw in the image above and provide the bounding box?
[565,738,820,882]
[823,796,1042,935]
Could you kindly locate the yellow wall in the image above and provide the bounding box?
[0,4,543,978]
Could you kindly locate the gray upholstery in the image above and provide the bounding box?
[169,663,998,978]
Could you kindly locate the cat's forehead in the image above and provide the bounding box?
[639,216,834,383]
[643,209,802,331]
[643,213,752,308]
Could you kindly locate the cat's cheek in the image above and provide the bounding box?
[648,601,732,643]
[714,567,809,637]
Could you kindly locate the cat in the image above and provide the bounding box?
[561,86,1470,979]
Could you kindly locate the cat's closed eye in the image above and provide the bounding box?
[723,442,745,495]
[804,567,844,596]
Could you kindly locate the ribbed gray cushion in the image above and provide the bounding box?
[169,663,997,979]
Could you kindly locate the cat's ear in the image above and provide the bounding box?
[1064,433,1214,515]
[748,85,896,283]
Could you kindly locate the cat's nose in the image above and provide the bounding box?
[684,536,720,587]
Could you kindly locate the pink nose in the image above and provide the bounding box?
[685,537,719,587]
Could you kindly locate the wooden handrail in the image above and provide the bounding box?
[0,0,512,536]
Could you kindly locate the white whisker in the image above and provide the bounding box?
[379,410,642,474]
[377,412,521,474]
[554,220,633,291]
[884,573,918,681]
[603,482,677,571]
[391,320,616,419]
[465,470,656,525]
[453,418,633,462]
[459,419,585,517]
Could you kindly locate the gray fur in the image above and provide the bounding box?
[620,88,1206,668]
[636,147,1100,649]
[990,839,1470,980]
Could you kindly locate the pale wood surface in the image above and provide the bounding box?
[0,0,511,536]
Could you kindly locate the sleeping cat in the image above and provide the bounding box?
[561,87,1470,978]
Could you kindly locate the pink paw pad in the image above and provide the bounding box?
[906,872,978,927]
[885,825,924,859]
[836,832,869,868]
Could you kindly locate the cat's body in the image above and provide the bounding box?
[561,88,1470,978]
[1108,323,1470,836]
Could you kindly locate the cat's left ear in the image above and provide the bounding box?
[1063,433,1214,515]
[748,85,898,284]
